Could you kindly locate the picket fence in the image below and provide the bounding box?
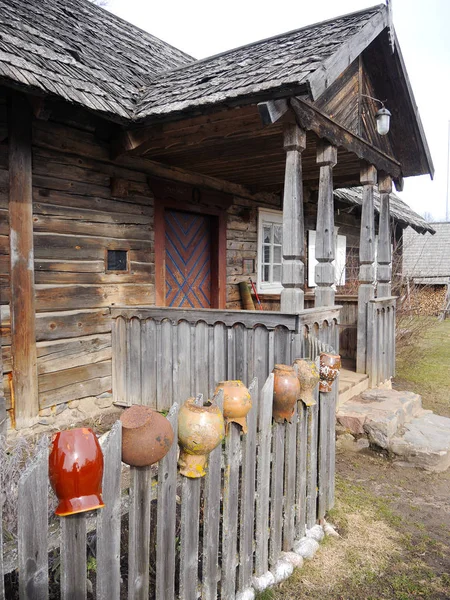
[1,307,339,600]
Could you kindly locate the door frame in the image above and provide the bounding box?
[152,180,228,309]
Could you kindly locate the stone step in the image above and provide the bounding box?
[336,388,424,447]
[389,413,450,472]
[338,371,369,407]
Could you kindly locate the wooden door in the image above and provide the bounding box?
[164,209,212,308]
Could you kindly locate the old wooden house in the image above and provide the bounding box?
[0,0,433,429]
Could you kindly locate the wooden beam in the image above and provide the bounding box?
[356,164,377,374]
[377,172,393,297]
[280,123,307,313]
[314,140,337,308]
[8,91,39,428]
[308,7,388,100]
[257,99,290,126]
[289,97,402,178]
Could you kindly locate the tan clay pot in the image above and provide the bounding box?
[293,359,320,406]
[319,353,341,392]
[177,398,225,478]
[272,364,301,423]
[214,380,252,433]
[120,405,174,467]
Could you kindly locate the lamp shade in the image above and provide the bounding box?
[375,107,391,136]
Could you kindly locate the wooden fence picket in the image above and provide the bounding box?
[18,443,49,600]
[179,477,201,600]
[128,464,153,599]
[61,514,87,600]
[296,403,308,537]
[283,404,298,551]
[317,390,329,521]
[222,421,241,597]
[255,373,274,577]
[269,421,285,567]
[306,401,319,529]
[202,389,224,600]
[155,403,179,600]
[238,378,258,593]
[96,421,122,600]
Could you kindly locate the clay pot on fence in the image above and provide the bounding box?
[214,380,252,433]
[293,359,320,406]
[178,397,225,478]
[272,364,301,423]
[319,353,341,392]
[120,405,174,467]
[49,427,105,517]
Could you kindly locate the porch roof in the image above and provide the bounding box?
[335,187,435,235]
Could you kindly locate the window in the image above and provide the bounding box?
[307,230,346,287]
[106,249,128,272]
[257,208,283,294]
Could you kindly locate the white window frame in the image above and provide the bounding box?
[308,230,347,287]
[257,208,283,294]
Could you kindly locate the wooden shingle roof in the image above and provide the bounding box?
[0,0,193,119]
[334,187,435,235]
[403,222,450,284]
[134,5,386,120]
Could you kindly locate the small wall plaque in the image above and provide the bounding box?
[242,258,255,275]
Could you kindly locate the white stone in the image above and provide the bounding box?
[280,551,304,568]
[236,588,255,600]
[293,537,319,559]
[273,559,294,583]
[252,571,275,592]
[306,524,324,542]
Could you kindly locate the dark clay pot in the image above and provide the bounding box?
[272,364,301,423]
[49,427,104,517]
[120,405,174,467]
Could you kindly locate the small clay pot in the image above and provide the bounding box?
[214,380,252,433]
[293,359,320,406]
[49,427,104,517]
[272,364,301,423]
[319,353,341,392]
[120,405,174,467]
[178,398,225,478]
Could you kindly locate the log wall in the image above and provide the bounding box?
[0,91,279,421]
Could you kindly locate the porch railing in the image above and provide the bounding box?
[110,305,340,411]
[366,297,396,387]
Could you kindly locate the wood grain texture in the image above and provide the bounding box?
[61,514,87,600]
[96,421,122,600]
[8,91,38,426]
[18,444,49,600]
[270,422,285,567]
[179,477,201,600]
[155,403,179,600]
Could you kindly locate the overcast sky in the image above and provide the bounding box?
[107,0,450,221]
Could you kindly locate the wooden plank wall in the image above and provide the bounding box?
[0,91,281,416]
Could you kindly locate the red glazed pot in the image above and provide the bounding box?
[272,364,301,423]
[49,427,104,517]
[319,353,341,392]
[214,380,252,433]
[120,405,174,467]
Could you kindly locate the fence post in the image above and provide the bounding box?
[18,443,49,600]
[61,514,87,600]
[255,374,274,577]
[96,421,122,600]
[155,403,179,600]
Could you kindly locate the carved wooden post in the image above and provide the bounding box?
[356,165,377,374]
[377,173,393,297]
[314,140,337,308]
[8,92,39,428]
[280,123,306,313]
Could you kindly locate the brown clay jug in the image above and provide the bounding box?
[272,364,301,423]
[319,353,341,392]
[293,358,320,406]
[214,380,252,433]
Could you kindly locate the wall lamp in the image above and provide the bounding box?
[361,94,392,136]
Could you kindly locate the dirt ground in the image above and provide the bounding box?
[260,445,450,600]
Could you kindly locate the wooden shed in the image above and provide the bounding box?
[0,0,433,428]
